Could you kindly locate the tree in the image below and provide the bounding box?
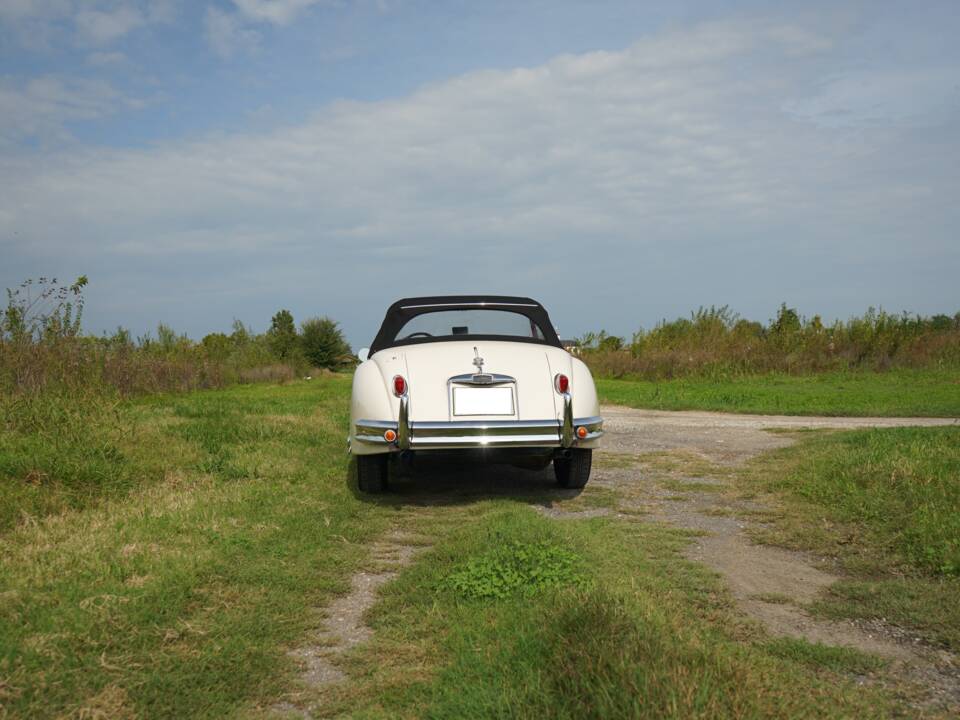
[201,332,232,361]
[771,303,801,336]
[300,316,351,369]
[267,309,298,360]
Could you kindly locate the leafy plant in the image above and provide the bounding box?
[441,540,590,600]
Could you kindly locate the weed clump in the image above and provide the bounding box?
[441,540,590,600]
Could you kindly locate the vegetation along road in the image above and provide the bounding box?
[2,375,959,718]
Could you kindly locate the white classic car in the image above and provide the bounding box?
[349,296,603,492]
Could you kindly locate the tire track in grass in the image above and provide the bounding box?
[273,528,431,718]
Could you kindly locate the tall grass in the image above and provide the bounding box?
[580,305,960,379]
[752,426,960,576]
[0,278,332,523]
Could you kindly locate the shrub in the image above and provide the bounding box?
[300,316,351,370]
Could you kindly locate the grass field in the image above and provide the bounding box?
[1,375,954,717]
[0,378,397,718]
[597,368,960,416]
[740,426,960,651]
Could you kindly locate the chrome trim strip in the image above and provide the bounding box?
[448,373,516,386]
[410,435,560,449]
[354,419,397,445]
[355,419,396,431]
[561,393,574,448]
[398,396,410,450]
[412,419,558,430]
[399,302,539,309]
[412,423,558,439]
[353,417,603,446]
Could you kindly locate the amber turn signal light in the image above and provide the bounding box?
[576,426,588,439]
[383,429,398,443]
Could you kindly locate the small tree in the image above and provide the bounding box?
[267,309,299,360]
[300,316,351,369]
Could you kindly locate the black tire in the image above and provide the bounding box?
[554,448,592,489]
[357,454,388,493]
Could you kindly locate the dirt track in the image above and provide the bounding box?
[593,404,960,711]
[600,404,958,462]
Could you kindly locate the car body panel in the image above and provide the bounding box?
[350,339,601,455]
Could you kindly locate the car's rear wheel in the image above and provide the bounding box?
[357,454,388,493]
[554,448,592,489]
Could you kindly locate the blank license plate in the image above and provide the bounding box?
[452,386,515,416]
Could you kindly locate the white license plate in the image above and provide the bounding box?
[452,386,515,416]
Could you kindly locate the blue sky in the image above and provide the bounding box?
[1,0,958,348]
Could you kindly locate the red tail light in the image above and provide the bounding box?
[554,373,569,394]
[393,375,407,397]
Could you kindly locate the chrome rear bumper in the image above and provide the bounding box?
[353,414,603,451]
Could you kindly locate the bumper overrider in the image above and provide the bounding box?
[353,394,603,451]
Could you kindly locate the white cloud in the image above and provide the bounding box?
[0,0,71,22]
[784,67,960,128]
[86,50,128,66]
[0,75,125,145]
[231,0,324,26]
[0,1,176,49]
[204,6,261,58]
[75,5,144,45]
[145,0,177,24]
[202,0,325,57]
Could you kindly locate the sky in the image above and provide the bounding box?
[1,0,958,349]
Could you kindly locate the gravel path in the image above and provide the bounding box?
[601,404,957,462]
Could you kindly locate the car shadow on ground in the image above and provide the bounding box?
[346,454,584,509]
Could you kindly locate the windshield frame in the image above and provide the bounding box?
[369,296,563,354]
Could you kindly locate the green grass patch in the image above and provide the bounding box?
[739,426,960,651]
[0,392,187,531]
[594,451,640,469]
[813,577,960,652]
[762,637,887,675]
[598,369,960,416]
[750,427,960,575]
[659,479,726,494]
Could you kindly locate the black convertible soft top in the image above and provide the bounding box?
[369,295,563,354]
